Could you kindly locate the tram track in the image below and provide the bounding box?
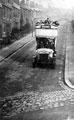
[10,44,36,64]
[0,38,35,64]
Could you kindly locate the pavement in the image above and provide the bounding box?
[0,22,74,89]
[65,21,74,89]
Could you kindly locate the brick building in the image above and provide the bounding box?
[12,0,20,29]
[20,0,31,27]
[0,1,2,41]
[2,0,13,40]
[20,0,26,27]
[0,0,20,44]
[0,0,44,44]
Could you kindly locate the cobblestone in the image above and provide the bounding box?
[1,89,74,118]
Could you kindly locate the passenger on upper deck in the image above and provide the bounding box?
[44,18,50,24]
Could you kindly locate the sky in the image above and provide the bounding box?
[30,0,74,9]
[51,0,74,9]
[19,0,74,9]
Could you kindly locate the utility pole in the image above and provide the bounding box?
[32,19,33,37]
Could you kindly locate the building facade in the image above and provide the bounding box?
[0,0,44,44]
[1,0,13,42]
[0,1,3,41]
[12,0,20,29]
[20,0,31,28]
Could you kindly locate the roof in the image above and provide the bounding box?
[2,2,13,9]
[0,3,2,8]
[20,4,31,10]
[12,2,20,10]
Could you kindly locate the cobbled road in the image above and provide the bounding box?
[0,20,74,120]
